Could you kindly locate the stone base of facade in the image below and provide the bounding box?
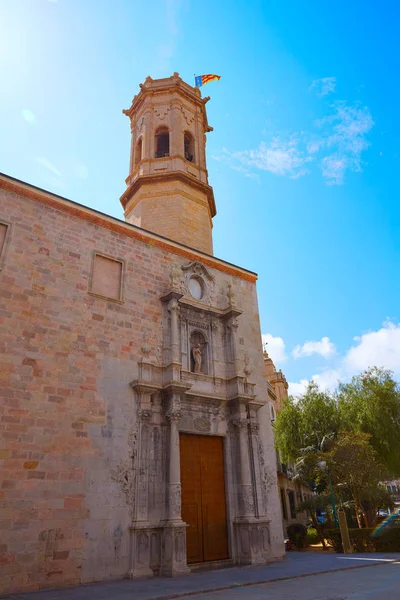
[129,522,191,578]
[233,518,272,565]
[159,522,191,577]
[128,524,157,579]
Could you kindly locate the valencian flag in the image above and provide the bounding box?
[195,74,221,87]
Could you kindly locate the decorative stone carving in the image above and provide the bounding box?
[168,483,182,518]
[180,106,196,126]
[153,106,171,120]
[138,408,152,422]
[242,484,255,512]
[111,459,135,517]
[166,407,182,422]
[194,416,211,432]
[259,440,276,514]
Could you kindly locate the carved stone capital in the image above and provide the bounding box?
[166,408,182,423]
[138,408,152,422]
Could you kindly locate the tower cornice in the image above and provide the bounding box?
[123,73,213,133]
[120,170,216,218]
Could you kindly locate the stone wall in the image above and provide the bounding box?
[0,177,283,593]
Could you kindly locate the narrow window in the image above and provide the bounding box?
[184,131,195,163]
[288,491,296,519]
[0,222,10,270]
[135,137,143,167]
[280,489,288,520]
[155,127,169,158]
[90,253,123,301]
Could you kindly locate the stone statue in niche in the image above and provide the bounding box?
[190,330,207,374]
[192,344,202,373]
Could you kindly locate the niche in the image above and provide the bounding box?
[190,330,208,375]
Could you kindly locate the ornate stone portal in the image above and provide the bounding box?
[118,261,273,577]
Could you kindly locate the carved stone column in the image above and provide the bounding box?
[128,381,159,579]
[169,298,180,365]
[160,385,191,577]
[231,405,271,566]
[233,416,255,519]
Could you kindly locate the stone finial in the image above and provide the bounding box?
[169,263,182,288]
[226,283,235,306]
[140,331,151,356]
[244,353,252,377]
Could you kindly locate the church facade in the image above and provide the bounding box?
[0,73,284,593]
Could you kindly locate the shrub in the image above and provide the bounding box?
[326,523,400,553]
[287,523,308,549]
[306,527,320,545]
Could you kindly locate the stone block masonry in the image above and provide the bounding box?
[0,175,284,593]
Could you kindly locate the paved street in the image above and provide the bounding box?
[3,553,400,600]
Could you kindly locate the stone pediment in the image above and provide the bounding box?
[181,261,214,281]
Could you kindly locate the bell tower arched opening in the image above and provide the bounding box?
[155,127,170,158]
[184,131,195,163]
[135,137,143,167]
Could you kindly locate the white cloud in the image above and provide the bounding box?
[288,379,309,397]
[21,109,36,124]
[262,333,287,364]
[345,321,400,374]
[36,156,61,176]
[310,77,336,97]
[293,336,336,359]
[288,322,400,396]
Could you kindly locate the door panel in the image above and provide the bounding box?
[180,433,229,563]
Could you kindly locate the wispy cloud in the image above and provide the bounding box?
[316,103,374,184]
[36,156,61,176]
[214,81,374,186]
[21,109,36,124]
[310,77,336,97]
[234,137,311,178]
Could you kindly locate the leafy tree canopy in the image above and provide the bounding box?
[337,367,400,475]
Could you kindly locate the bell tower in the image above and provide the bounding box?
[120,73,216,255]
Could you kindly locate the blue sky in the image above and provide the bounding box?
[1,0,400,393]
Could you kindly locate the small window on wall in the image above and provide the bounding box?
[155,127,169,158]
[184,132,195,163]
[90,253,124,302]
[0,221,10,270]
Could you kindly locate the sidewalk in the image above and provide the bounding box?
[4,552,400,600]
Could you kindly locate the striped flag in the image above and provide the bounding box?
[195,74,221,88]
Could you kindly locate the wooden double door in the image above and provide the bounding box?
[180,433,229,563]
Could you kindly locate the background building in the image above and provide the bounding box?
[0,74,284,594]
[263,350,312,534]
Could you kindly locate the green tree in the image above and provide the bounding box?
[325,431,387,528]
[337,367,400,475]
[274,382,340,464]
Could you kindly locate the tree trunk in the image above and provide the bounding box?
[354,497,363,528]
